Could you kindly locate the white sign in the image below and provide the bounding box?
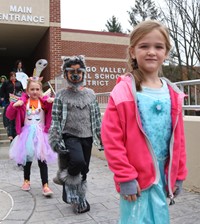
[0,5,45,24]
[85,66,127,87]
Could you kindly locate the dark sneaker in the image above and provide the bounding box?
[53,176,63,185]
[77,200,90,214]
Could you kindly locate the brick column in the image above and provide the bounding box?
[49,0,62,80]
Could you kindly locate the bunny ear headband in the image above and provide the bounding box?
[28,76,43,82]
[28,59,48,81]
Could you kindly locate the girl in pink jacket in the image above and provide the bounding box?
[101,20,187,224]
[6,77,57,197]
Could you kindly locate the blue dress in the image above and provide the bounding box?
[119,80,172,224]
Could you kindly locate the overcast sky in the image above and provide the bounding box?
[60,0,134,32]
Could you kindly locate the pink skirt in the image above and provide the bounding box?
[9,124,57,165]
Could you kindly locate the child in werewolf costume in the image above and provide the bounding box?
[49,55,103,214]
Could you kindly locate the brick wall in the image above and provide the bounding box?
[49,0,60,23]
[49,26,62,80]
[61,41,128,59]
[61,35,129,92]
[49,0,62,80]
[32,0,62,84]
[34,0,130,93]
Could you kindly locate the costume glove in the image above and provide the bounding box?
[49,128,68,154]
[54,142,69,154]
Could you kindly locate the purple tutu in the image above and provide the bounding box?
[9,124,57,166]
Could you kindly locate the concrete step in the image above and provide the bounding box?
[0,133,8,140]
[0,125,6,130]
[0,120,9,145]
[0,113,3,122]
[0,127,7,134]
[0,110,12,147]
[0,139,10,148]
[0,129,7,144]
[0,120,8,143]
[0,146,9,159]
[0,116,11,147]
[0,108,10,148]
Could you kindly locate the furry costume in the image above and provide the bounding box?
[49,55,102,213]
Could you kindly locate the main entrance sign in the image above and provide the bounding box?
[0,1,49,26]
[0,5,44,24]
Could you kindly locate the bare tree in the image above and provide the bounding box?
[159,0,200,80]
[128,0,161,27]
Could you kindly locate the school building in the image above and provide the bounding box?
[0,0,129,93]
[1,0,200,194]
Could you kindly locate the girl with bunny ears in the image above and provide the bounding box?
[6,59,57,197]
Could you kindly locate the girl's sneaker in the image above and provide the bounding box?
[21,180,30,191]
[42,183,53,197]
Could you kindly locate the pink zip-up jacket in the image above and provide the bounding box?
[101,74,187,198]
[6,93,53,134]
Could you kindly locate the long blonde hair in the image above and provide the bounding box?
[127,20,171,91]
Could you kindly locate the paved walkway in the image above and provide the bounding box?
[0,149,200,223]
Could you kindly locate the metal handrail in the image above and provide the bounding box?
[175,79,200,114]
[50,76,200,115]
[96,79,200,115]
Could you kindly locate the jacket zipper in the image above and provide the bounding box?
[135,104,160,187]
[130,75,182,202]
[168,114,179,205]
[162,77,181,205]
[131,78,160,190]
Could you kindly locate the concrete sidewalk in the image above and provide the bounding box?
[0,153,200,224]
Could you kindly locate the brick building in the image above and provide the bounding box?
[0,0,129,93]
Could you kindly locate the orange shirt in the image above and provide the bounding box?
[29,99,39,109]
